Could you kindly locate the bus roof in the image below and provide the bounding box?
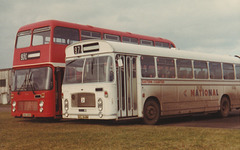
[66,40,240,64]
[18,20,175,47]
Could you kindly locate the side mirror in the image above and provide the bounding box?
[117,59,123,67]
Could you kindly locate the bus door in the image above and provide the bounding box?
[55,67,64,118]
[117,55,138,118]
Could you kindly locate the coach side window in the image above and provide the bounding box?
[141,56,156,78]
[235,65,240,79]
[209,62,222,79]
[223,63,234,79]
[157,57,175,78]
[194,61,208,79]
[177,59,193,78]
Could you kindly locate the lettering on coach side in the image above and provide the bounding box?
[141,79,165,84]
[184,89,219,97]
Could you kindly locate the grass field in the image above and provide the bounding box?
[1,107,240,150]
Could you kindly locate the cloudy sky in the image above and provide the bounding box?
[0,0,239,69]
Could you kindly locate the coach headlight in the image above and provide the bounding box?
[64,99,69,111]
[99,112,103,118]
[65,113,69,117]
[98,98,103,111]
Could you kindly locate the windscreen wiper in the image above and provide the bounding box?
[28,72,36,95]
[17,74,27,95]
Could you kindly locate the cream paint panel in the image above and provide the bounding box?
[142,84,162,105]
[142,79,240,116]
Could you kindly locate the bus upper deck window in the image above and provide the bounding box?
[140,40,153,46]
[16,30,31,48]
[122,36,138,44]
[162,43,169,48]
[32,27,51,46]
[54,26,80,45]
[104,34,120,41]
[81,30,101,40]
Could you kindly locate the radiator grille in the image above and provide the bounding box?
[18,101,38,111]
[71,93,95,107]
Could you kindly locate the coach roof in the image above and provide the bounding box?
[65,40,240,64]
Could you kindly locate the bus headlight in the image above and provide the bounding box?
[98,98,103,111]
[39,101,44,107]
[12,101,16,107]
[64,99,69,111]
[39,101,44,112]
[40,108,44,112]
[12,101,16,112]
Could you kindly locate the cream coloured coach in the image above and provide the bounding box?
[62,40,240,125]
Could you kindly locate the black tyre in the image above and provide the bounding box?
[220,96,230,118]
[143,99,160,125]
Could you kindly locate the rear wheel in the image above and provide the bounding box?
[143,99,160,125]
[220,96,230,117]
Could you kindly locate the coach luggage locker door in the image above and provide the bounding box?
[117,55,138,118]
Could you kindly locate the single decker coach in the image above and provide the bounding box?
[62,40,240,124]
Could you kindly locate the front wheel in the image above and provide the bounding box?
[219,97,230,118]
[143,99,160,125]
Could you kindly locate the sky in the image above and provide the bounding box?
[0,0,239,69]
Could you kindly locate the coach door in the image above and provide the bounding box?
[117,55,138,118]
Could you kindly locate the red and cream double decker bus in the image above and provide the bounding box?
[11,20,175,119]
[62,40,240,124]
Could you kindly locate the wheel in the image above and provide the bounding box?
[143,99,160,125]
[219,97,230,117]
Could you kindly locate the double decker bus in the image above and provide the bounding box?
[11,20,175,119]
[62,40,240,124]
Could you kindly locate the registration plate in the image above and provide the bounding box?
[22,113,32,117]
[78,115,89,119]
